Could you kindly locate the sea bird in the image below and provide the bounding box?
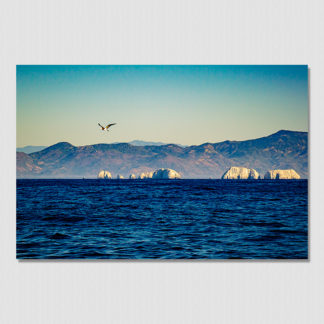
[98,123,116,131]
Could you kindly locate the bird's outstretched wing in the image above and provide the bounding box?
[106,123,116,129]
[98,123,105,129]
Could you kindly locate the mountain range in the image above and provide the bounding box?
[16,140,187,154]
[16,130,308,179]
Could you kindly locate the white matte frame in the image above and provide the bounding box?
[1,0,324,323]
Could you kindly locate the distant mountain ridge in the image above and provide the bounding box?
[16,145,48,154]
[16,140,186,154]
[16,130,308,178]
[125,140,167,146]
[114,140,175,146]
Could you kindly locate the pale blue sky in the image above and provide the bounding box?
[17,65,308,147]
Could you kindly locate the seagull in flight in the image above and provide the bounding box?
[98,122,116,131]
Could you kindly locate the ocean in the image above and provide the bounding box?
[16,179,308,259]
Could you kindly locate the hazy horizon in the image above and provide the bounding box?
[17,65,308,147]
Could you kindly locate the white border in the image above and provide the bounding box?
[1,1,324,323]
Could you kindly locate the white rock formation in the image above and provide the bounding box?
[152,168,181,179]
[97,170,112,179]
[222,166,260,179]
[264,169,301,179]
[138,171,154,179]
[145,171,153,179]
[116,174,124,179]
[129,174,136,179]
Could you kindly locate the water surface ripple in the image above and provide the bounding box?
[16,179,308,259]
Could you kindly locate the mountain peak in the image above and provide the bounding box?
[29,142,75,157]
[273,129,307,136]
[50,142,75,149]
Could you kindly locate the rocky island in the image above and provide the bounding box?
[138,171,153,179]
[97,170,112,179]
[152,168,181,179]
[264,169,301,179]
[221,167,260,179]
[97,168,181,180]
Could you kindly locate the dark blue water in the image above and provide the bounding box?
[16,179,308,259]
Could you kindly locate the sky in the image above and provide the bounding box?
[16,65,308,147]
